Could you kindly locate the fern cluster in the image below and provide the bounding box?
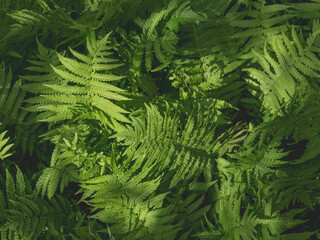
[1,0,320,239]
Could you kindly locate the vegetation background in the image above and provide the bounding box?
[0,0,320,239]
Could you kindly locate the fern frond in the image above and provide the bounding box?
[0,63,38,155]
[36,123,119,199]
[114,103,223,188]
[231,2,293,50]
[196,195,259,240]
[0,167,87,239]
[245,28,320,116]
[36,167,62,199]
[128,42,158,97]
[270,161,320,209]
[228,146,289,177]
[8,10,48,25]
[291,0,320,20]
[24,34,130,124]
[0,131,13,160]
[81,171,181,239]
[245,90,320,165]
[167,180,213,239]
[170,1,203,26]
[0,63,26,126]
[131,0,202,74]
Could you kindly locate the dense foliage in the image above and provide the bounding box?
[0,0,320,239]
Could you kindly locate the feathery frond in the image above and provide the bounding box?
[80,171,181,240]
[0,131,13,160]
[0,167,86,240]
[24,33,130,124]
[115,103,224,188]
[245,28,320,116]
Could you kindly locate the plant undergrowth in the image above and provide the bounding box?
[0,0,320,239]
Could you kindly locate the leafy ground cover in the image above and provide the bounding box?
[0,0,320,239]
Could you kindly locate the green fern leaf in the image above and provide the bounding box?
[245,28,320,116]
[81,171,180,239]
[0,131,13,160]
[24,34,130,124]
[115,104,223,188]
